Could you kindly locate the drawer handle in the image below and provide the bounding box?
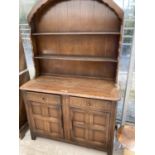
[42,97,46,101]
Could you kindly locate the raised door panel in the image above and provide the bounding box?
[88,111,110,148]
[26,92,63,139]
[70,107,110,149]
[70,108,90,143]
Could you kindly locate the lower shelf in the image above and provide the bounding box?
[34,55,118,62]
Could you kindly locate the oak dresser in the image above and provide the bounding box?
[20,0,123,155]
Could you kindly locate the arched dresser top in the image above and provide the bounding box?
[27,0,123,81]
[28,0,124,25]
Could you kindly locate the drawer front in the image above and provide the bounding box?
[70,96,112,112]
[25,92,63,139]
[26,92,61,105]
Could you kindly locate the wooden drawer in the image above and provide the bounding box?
[70,97,112,112]
[26,92,61,105]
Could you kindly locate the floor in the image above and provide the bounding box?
[20,130,123,155]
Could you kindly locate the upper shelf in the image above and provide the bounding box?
[34,55,118,62]
[32,32,120,36]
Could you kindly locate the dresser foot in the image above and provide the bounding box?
[107,150,113,155]
[30,133,36,140]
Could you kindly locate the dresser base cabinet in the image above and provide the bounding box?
[23,91,117,155]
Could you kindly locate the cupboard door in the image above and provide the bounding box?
[69,97,111,149]
[88,111,110,148]
[26,92,64,139]
[70,108,90,143]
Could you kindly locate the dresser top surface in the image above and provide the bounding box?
[20,75,120,101]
